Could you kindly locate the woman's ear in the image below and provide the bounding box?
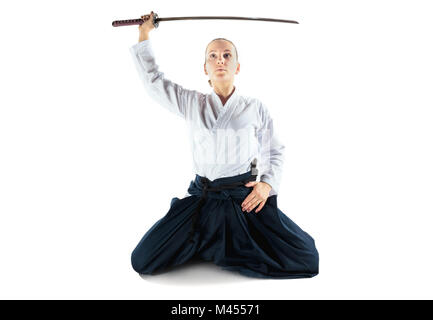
[235,62,240,75]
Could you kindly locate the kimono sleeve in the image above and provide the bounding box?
[129,40,197,119]
[257,101,286,196]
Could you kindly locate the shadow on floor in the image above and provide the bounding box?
[138,257,259,286]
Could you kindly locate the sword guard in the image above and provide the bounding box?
[153,13,159,28]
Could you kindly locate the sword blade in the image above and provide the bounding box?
[157,16,299,24]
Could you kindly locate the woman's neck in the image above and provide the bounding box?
[213,84,236,106]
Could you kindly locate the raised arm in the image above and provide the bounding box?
[129,12,197,119]
[257,101,286,196]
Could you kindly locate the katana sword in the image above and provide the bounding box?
[112,12,299,28]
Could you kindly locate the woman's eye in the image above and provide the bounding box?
[209,53,231,58]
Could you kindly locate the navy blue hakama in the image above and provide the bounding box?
[131,170,319,279]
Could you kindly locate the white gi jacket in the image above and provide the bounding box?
[130,40,285,196]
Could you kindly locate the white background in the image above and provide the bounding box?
[1,0,432,299]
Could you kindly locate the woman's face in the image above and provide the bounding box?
[204,40,240,86]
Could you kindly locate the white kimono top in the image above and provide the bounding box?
[130,40,285,196]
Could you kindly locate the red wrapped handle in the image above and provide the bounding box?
[112,13,159,28]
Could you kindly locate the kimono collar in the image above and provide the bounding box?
[211,86,238,107]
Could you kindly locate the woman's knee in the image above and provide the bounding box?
[308,246,320,275]
[131,246,152,274]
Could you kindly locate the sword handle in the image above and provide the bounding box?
[112,13,159,28]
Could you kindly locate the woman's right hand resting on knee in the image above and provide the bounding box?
[138,11,156,42]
